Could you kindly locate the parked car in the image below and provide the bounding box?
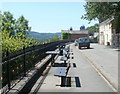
[74,39,79,46]
[78,37,90,49]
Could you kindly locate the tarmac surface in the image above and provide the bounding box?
[79,43,118,91]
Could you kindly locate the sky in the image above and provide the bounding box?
[1,2,98,33]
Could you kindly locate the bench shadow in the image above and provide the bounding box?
[53,63,67,67]
[75,77,81,87]
[115,49,120,51]
[80,47,94,50]
[59,76,81,87]
[73,63,76,68]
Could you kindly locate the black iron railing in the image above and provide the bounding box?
[1,40,71,91]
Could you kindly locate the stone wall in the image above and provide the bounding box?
[112,33,120,47]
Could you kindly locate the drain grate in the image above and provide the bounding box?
[75,77,81,87]
[71,57,74,59]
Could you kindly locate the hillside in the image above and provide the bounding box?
[28,31,62,42]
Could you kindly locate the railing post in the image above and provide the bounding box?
[23,46,26,76]
[32,45,35,67]
[6,49,10,90]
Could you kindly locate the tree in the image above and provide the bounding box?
[1,11,39,56]
[82,2,119,22]
[1,11,16,36]
[86,24,99,36]
[16,15,31,38]
[0,11,2,32]
[112,14,120,33]
[82,2,120,32]
[61,30,70,40]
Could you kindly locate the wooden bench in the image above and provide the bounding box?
[54,64,70,87]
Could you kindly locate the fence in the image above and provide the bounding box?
[112,33,120,47]
[1,40,70,92]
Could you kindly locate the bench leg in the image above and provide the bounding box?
[67,54,70,59]
[65,54,67,57]
[61,76,66,87]
[51,54,55,66]
[64,61,67,67]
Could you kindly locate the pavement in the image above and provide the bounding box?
[30,43,118,92]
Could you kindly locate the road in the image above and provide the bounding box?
[78,43,118,91]
[31,43,118,92]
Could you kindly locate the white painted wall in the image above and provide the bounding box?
[99,23,112,45]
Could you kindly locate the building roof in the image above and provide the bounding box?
[62,30,88,34]
[99,17,114,25]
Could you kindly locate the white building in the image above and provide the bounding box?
[99,17,114,45]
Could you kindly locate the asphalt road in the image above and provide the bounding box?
[31,43,117,92]
[76,43,118,91]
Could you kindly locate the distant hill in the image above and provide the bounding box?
[28,31,62,42]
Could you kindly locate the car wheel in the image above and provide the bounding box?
[87,46,90,49]
[79,46,81,49]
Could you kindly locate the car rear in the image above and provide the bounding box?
[78,37,90,49]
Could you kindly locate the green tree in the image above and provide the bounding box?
[1,11,39,57]
[82,2,120,32]
[2,30,39,57]
[112,15,120,33]
[16,15,31,38]
[0,11,2,32]
[1,11,16,36]
[86,24,99,36]
[61,30,70,40]
[82,2,119,22]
